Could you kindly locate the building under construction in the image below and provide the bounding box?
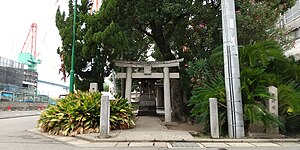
[0,56,38,102]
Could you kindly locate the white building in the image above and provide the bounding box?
[280,0,300,59]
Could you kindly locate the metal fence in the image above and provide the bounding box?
[0,56,24,69]
[285,1,300,24]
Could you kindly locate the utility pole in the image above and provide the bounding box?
[70,0,77,93]
[221,0,245,138]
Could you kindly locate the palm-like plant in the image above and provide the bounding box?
[189,75,227,134]
[188,40,300,135]
[38,92,135,136]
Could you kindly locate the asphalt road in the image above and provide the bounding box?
[0,116,166,150]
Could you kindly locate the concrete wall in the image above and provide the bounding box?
[0,102,48,111]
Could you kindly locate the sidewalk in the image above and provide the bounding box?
[28,115,300,149]
[5,110,300,148]
[0,110,41,119]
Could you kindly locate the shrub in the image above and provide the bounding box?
[38,92,135,136]
[188,40,300,135]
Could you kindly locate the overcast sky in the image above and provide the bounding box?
[0,0,68,85]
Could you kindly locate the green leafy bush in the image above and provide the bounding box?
[38,92,135,136]
[188,40,300,135]
[189,75,227,134]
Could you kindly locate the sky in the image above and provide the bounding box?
[0,0,69,86]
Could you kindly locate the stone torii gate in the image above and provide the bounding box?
[115,58,183,123]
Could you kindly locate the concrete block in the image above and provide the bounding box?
[226,142,255,147]
[196,143,205,148]
[209,98,219,138]
[116,142,130,147]
[250,142,280,147]
[129,142,154,147]
[55,136,77,142]
[275,142,300,147]
[200,142,230,148]
[154,142,167,148]
[89,83,98,93]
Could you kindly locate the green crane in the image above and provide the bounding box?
[18,23,41,71]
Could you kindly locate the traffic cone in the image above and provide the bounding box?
[7,105,11,111]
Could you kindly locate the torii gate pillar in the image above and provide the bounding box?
[115,59,183,123]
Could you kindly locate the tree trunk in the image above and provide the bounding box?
[150,22,175,60]
[171,79,187,122]
[150,21,187,122]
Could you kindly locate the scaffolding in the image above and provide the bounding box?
[0,57,24,88]
[0,56,41,102]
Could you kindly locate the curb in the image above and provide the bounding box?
[28,127,300,143]
[0,113,41,119]
[76,136,300,143]
[191,138,300,143]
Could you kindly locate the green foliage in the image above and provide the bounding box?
[103,83,109,92]
[188,40,300,135]
[54,0,296,121]
[38,92,135,136]
[277,82,300,132]
[189,76,226,133]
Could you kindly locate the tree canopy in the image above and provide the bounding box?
[55,0,296,121]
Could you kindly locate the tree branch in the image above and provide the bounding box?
[165,13,186,40]
[138,27,154,38]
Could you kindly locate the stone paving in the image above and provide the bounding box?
[24,129,300,149]
[27,115,300,149]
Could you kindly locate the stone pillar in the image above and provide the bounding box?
[125,67,132,103]
[89,83,98,93]
[209,98,219,138]
[156,86,164,108]
[163,67,171,123]
[100,95,110,138]
[266,86,279,134]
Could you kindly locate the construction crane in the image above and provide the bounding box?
[18,23,41,71]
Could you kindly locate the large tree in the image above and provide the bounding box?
[56,0,149,91]
[56,0,295,121]
[106,0,295,121]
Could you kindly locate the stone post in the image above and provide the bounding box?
[209,98,219,138]
[125,67,132,103]
[99,95,110,138]
[89,83,98,93]
[156,86,164,108]
[266,86,279,134]
[163,67,171,123]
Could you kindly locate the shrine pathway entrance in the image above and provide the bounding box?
[115,59,183,123]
